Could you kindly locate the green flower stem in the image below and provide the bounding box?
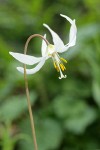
[23,34,49,150]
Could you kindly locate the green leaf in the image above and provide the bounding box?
[19,117,63,150]
[53,95,97,134]
[0,92,37,122]
[64,106,97,134]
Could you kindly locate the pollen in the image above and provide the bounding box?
[52,53,67,78]
[54,62,60,72]
[60,57,67,63]
[54,62,57,69]
[60,63,66,71]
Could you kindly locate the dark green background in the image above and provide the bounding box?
[0,0,100,150]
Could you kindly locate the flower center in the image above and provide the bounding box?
[47,44,55,55]
[47,44,67,79]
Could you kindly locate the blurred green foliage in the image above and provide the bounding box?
[0,0,100,150]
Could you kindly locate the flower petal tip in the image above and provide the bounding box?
[9,51,16,57]
[43,24,48,28]
[60,14,64,17]
[73,19,76,23]
[60,14,68,18]
[43,23,46,26]
[43,34,46,37]
[9,51,13,55]
[16,67,21,71]
[16,67,24,73]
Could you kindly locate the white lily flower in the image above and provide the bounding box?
[9,14,77,79]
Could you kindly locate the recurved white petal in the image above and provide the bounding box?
[68,19,77,47]
[60,14,77,46]
[9,52,42,65]
[17,57,46,74]
[57,14,77,53]
[41,34,47,57]
[43,24,65,51]
[60,14,73,24]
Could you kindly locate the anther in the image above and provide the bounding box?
[60,57,67,63]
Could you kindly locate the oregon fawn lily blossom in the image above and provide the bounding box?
[9,14,77,79]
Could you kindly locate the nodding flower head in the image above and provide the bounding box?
[9,14,77,79]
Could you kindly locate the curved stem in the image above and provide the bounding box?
[24,34,49,54]
[23,34,49,150]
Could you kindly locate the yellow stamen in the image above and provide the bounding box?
[62,64,66,70]
[54,62,57,69]
[54,62,59,72]
[60,64,66,71]
[60,57,67,63]
[56,66,60,72]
